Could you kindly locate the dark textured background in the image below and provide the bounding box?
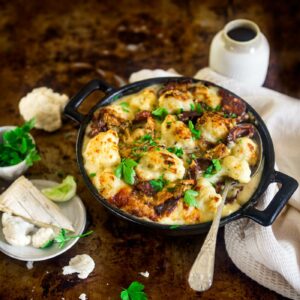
[0,0,299,299]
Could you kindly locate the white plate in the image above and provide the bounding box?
[0,179,86,261]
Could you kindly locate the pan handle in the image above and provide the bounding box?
[242,171,298,226]
[64,79,115,123]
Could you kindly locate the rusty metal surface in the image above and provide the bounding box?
[0,0,299,299]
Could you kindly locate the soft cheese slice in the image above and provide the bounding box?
[0,176,74,232]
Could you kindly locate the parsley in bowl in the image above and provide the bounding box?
[0,119,40,180]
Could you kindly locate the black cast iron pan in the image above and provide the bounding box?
[64,77,298,236]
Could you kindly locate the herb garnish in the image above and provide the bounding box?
[149,175,168,192]
[190,103,195,111]
[40,229,93,249]
[0,119,40,167]
[89,173,96,178]
[167,147,184,158]
[184,189,199,208]
[214,104,221,111]
[152,107,168,120]
[120,281,148,300]
[196,103,203,114]
[138,134,157,146]
[203,159,222,178]
[169,225,180,229]
[188,121,201,140]
[120,102,130,112]
[115,158,138,185]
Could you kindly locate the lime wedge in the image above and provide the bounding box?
[42,176,77,202]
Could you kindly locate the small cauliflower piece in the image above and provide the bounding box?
[31,227,56,248]
[136,149,185,182]
[129,88,157,111]
[193,85,222,109]
[158,89,194,114]
[161,115,195,150]
[195,178,222,212]
[230,137,258,166]
[83,130,121,174]
[93,171,128,199]
[222,155,251,183]
[63,254,95,279]
[2,213,35,246]
[196,112,235,143]
[19,87,69,132]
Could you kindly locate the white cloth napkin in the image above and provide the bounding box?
[129,68,300,299]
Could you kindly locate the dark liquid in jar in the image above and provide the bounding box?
[227,27,257,42]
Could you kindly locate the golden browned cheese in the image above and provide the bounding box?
[83,82,261,225]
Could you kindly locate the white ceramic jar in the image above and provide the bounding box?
[209,19,270,86]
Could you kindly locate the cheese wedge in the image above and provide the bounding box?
[0,176,74,232]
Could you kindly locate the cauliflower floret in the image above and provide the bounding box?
[62,254,95,279]
[136,149,185,182]
[158,89,194,114]
[230,137,258,166]
[129,88,157,111]
[222,155,251,183]
[19,87,69,132]
[31,227,56,248]
[2,213,35,246]
[83,129,121,174]
[193,85,222,109]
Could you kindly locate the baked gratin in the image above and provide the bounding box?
[83,81,262,225]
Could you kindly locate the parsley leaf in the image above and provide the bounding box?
[169,225,180,229]
[115,158,138,185]
[152,107,168,120]
[188,121,201,139]
[149,175,168,192]
[0,119,40,167]
[167,147,184,158]
[89,173,96,178]
[214,104,221,111]
[40,229,93,249]
[120,102,130,113]
[184,189,199,208]
[120,281,148,300]
[203,159,222,178]
[196,103,203,114]
[190,103,195,111]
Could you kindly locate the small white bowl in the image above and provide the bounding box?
[0,126,32,181]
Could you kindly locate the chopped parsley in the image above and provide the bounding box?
[214,104,221,111]
[152,107,168,120]
[150,175,168,192]
[169,225,180,229]
[120,102,130,113]
[89,173,96,178]
[40,229,93,249]
[196,103,203,114]
[167,146,184,158]
[120,281,148,300]
[190,103,195,111]
[203,159,222,178]
[184,189,199,208]
[188,120,201,139]
[115,158,138,185]
[0,119,40,167]
[138,134,157,146]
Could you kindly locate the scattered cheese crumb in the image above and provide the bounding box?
[79,293,87,300]
[62,254,95,279]
[26,261,34,270]
[139,271,150,278]
[19,87,69,132]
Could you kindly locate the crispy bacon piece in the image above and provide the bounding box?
[227,123,255,143]
[133,110,152,123]
[220,91,246,116]
[110,188,130,208]
[88,114,108,138]
[177,111,202,123]
[134,181,156,197]
[154,197,180,216]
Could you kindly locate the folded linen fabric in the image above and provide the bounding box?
[129,67,300,299]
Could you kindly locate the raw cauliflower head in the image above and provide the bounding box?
[19,87,69,132]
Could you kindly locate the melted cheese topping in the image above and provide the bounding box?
[83,130,121,174]
[158,89,194,114]
[136,149,185,182]
[161,115,195,150]
[193,85,222,109]
[230,137,258,166]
